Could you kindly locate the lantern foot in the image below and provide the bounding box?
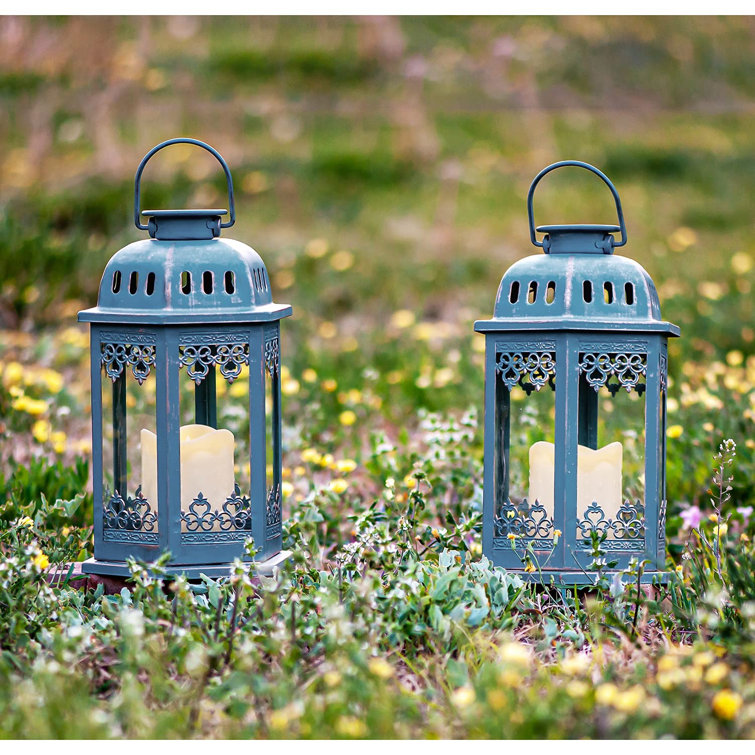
[80,550,292,580]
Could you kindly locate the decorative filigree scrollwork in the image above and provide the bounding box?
[266,483,281,528]
[128,345,156,384]
[103,487,157,532]
[495,351,556,394]
[264,338,280,378]
[660,352,668,393]
[100,343,155,385]
[180,485,252,532]
[578,352,647,395]
[179,342,249,385]
[577,499,646,541]
[493,499,554,539]
[101,343,156,384]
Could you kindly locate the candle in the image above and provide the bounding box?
[140,424,236,516]
[528,440,623,524]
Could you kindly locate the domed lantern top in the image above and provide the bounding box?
[79,138,291,326]
[476,160,679,338]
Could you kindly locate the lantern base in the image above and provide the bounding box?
[506,569,673,587]
[81,550,292,580]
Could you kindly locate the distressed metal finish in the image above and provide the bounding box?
[79,139,291,578]
[475,160,680,586]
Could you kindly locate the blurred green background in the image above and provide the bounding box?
[1,16,754,512]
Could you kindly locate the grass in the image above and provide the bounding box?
[0,16,754,739]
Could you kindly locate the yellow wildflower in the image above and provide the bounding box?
[51,431,67,454]
[390,309,416,329]
[305,238,329,259]
[32,552,50,570]
[318,321,337,339]
[486,689,507,710]
[329,479,349,494]
[3,361,24,387]
[595,683,618,706]
[322,378,338,392]
[323,670,341,687]
[17,516,34,529]
[561,654,591,676]
[281,481,294,498]
[403,473,417,488]
[368,658,394,679]
[507,533,517,541]
[612,685,645,713]
[330,249,354,271]
[32,420,50,444]
[704,662,729,685]
[524,562,537,573]
[566,680,589,698]
[451,686,476,708]
[281,378,300,395]
[668,226,697,252]
[498,642,532,667]
[335,459,357,474]
[40,369,64,394]
[339,410,357,427]
[712,689,742,720]
[302,368,317,383]
[301,448,322,465]
[11,395,48,416]
[335,716,367,738]
[667,424,683,439]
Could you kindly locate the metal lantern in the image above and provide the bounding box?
[474,161,680,585]
[79,138,292,578]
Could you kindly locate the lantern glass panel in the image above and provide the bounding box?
[492,343,557,560]
[575,374,646,547]
[99,339,158,539]
[176,338,253,539]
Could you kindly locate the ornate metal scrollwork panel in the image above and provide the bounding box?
[178,334,250,385]
[180,485,252,533]
[266,483,281,540]
[493,499,555,539]
[264,337,280,378]
[495,350,556,394]
[576,499,646,546]
[578,351,647,395]
[101,341,156,384]
[102,487,158,542]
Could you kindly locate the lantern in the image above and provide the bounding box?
[79,138,291,578]
[474,161,679,585]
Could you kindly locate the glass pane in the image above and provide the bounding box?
[100,336,158,537]
[576,350,647,547]
[177,336,252,538]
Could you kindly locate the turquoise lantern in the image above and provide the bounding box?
[475,161,679,585]
[79,138,291,578]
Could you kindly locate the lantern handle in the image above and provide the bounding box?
[527,160,627,249]
[134,137,236,231]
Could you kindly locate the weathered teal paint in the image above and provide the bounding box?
[475,161,679,587]
[79,138,291,578]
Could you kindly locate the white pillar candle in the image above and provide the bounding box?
[140,424,236,517]
[529,440,623,525]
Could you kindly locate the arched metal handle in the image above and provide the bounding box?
[527,160,627,248]
[134,137,236,231]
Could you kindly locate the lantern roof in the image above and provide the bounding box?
[475,161,679,337]
[78,138,291,326]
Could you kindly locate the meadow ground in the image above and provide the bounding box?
[0,16,754,738]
